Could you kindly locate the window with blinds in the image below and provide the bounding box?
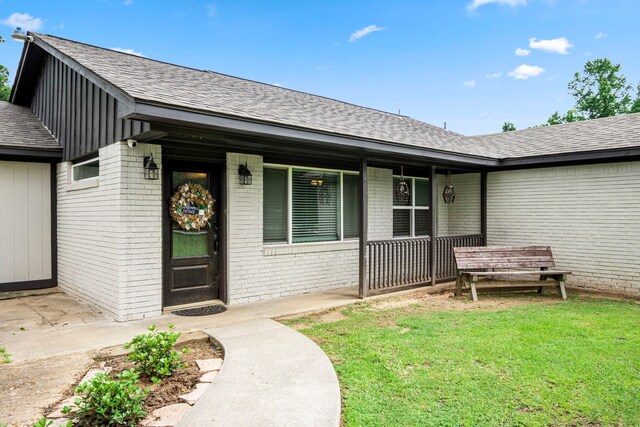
[392,176,430,238]
[263,166,358,244]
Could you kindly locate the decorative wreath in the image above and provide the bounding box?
[169,182,215,231]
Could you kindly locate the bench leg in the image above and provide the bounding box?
[537,286,543,294]
[469,281,478,302]
[455,276,463,297]
[558,280,567,300]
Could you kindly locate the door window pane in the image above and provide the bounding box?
[172,230,208,257]
[264,168,288,243]
[343,174,359,239]
[292,168,340,243]
[172,172,207,190]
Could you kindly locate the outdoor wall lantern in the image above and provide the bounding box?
[238,162,253,185]
[143,155,159,180]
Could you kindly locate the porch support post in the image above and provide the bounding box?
[481,171,487,246]
[358,158,368,299]
[429,166,437,286]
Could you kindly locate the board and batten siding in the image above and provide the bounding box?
[0,161,52,284]
[30,54,150,161]
[487,161,640,295]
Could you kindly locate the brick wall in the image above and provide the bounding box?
[57,142,162,320]
[487,161,640,295]
[368,167,393,240]
[436,173,481,236]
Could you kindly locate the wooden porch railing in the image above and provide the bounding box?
[367,237,431,291]
[435,234,484,281]
[366,234,484,293]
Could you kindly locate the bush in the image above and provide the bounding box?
[124,324,187,381]
[74,370,148,427]
[33,418,72,427]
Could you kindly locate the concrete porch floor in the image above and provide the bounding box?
[0,285,435,362]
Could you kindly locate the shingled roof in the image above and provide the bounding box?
[0,101,60,153]
[11,34,640,162]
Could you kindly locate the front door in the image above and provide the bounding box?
[163,163,220,307]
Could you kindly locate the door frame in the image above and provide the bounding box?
[162,158,227,306]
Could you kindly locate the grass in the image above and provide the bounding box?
[0,346,10,364]
[285,296,640,426]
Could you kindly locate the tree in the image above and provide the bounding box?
[0,65,10,102]
[502,122,516,132]
[632,84,640,114]
[547,110,585,126]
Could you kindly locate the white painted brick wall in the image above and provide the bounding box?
[368,167,393,240]
[487,162,640,294]
[57,142,162,321]
[436,173,481,236]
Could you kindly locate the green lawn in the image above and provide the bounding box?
[285,296,640,426]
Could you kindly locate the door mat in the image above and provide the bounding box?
[172,305,227,317]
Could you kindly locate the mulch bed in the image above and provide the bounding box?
[45,338,222,418]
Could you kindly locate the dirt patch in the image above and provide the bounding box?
[0,352,94,426]
[45,338,222,418]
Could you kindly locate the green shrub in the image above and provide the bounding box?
[0,346,10,364]
[74,370,148,427]
[124,324,187,381]
[33,418,72,427]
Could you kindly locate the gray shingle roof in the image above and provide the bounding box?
[34,34,489,157]
[27,34,640,160]
[0,101,60,151]
[468,113,640,158]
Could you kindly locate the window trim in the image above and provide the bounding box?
[392,175,430,238]
[71,156,100,182]
[264,163,359,245]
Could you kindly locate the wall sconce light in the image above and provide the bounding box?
[238,162,252,185]
[143,155,159,180]
[442,171,456,204]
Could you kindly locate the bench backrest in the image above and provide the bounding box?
[453,246,556,271]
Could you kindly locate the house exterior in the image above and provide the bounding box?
[1,33,638,321]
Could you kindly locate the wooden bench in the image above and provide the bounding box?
[453,246,571,301]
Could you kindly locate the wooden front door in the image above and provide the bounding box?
[163,162,220,307]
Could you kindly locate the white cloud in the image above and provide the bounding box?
[595,32,607,39]
[123,0,133,5]
[1,12,43,31]
[349,25,384,43]
[515,47,530,56]
[528,37,573,54]
[508,64,544,80]
[52,23,65,30]
[486,71,503,78]
[467,0,527,12]
[110,47,145,57]
[463,80,477,88]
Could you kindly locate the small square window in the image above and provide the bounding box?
[72,158,99,181]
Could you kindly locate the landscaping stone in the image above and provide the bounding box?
[47,396,78,418]
[195,358,223,372]
[79,367,111,384]
[142,403,192,426]
[199,370,219,383]
[179,383,210,405]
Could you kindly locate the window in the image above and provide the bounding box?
[393,176,430,238]
[72,157,99,181]
[263,165,359,244]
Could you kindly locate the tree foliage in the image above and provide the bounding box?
[0,65,10,102]
[502,122,516,132]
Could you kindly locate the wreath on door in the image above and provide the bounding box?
[169,182,215,230]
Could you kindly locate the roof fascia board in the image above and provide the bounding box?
[31,34,136,116]
[0,147,62,159]
[131,102,498,167]
[498,147,640,167]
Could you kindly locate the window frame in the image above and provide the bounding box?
[392,175,430,238]
[264,163,359,245]
[71,156,100,182]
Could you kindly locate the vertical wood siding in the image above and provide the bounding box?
[30,55,150,161]
[0,161,52,283]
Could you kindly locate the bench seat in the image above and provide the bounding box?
[454,246,572,301]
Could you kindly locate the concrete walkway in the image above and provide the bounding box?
[177,319,341,427]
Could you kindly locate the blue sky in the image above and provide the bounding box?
[1,0,639,135]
